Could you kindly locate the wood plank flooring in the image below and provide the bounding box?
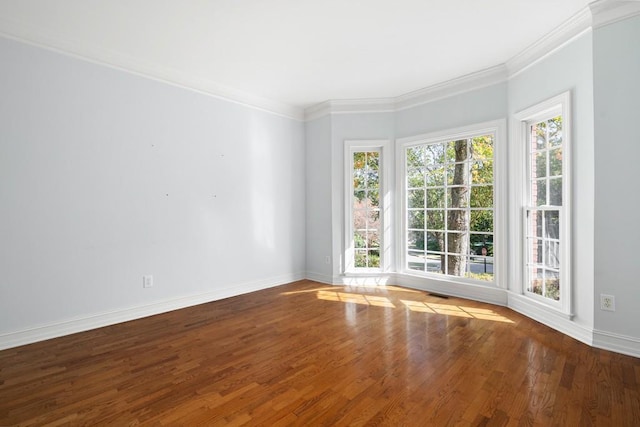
[1,280,639,426]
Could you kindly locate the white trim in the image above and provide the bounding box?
[507,292,592,345]
[0,272,305,351]
[305,271,336,285]
[590,0,640,29]
[506,8,592,78]
[397,273,508,306]
[593,329,640,358]
[513,91,572,316]
[0,21,303,121]
[396,119,507,289]
[344,140,392,274]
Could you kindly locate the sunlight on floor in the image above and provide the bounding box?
[314,290,514,323]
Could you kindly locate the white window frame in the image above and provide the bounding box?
[512,92,572,315]
[344,140,392,274]
[396,119,507,288]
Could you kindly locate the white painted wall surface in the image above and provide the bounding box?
[508,33,595,332]
[593,15,640,340]
[305,115,333,282]
[0,37,305,343]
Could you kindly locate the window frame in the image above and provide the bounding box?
[513,92,572,315]
[344,140,392,274]
[396,120,507,288]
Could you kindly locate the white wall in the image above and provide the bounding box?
[593,15,640,341]
[508,32,595,334]
[305,115,333,282]
[0,37,306,346]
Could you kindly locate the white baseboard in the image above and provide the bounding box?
[0,272,305,351]
[305,271,335,285]
[507,292,594,346]
[593,329,640,358]
[396,273,508,306]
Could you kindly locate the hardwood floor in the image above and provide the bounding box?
[1,280,639,426]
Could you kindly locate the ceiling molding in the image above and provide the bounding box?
[505,6,593,78]
[304,98,395,121]
[590,0,640,29]
[0,16,304,121]
[394,65,508,112]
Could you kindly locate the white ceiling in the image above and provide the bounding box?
[0,0,592,111]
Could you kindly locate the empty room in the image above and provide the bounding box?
[1,0,640,425]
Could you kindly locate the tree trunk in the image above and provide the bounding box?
[447,140,469,276]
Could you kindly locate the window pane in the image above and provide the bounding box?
[470,186,493,208]
[534,179,547,206]
[527,238,543,264]
[447,210,468,232]
[354,190,366,204]
[426,188,445,208]
[426,231,443,252]
[447,187,470,208]
[447,232,467,255]
[423,253,441,274]
[527,210,543,238]
[425,210,445,230]
[408,210,424,229]
[408,230,424,250]
[549,148,562,176]
[355,250,367,268]
[528,267,544,295]
[369,250,380,268]
[408,251,425,271]
[471,160,493,184]
[544,210,559,239]
[534,151,547,179]
[354,231,366,248]
[468,256,493,281]
[471,136,493,160]
[545,270,560,300]
[544,240,559,269]
[447,162,472,185]
[408,189,424,208]
[407,168,424,188]
[532,122,546,150]
[470,234,493,256]
[368,190,380,208]
[425,143,445,165]
[548,116,562,148]
[368,231,380,249]
[407,146,426,169]
[426,165,445,187]
[470,210,493,233]
[550,177,562,205]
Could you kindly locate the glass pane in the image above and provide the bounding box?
[471,160,493,184]
[534,151,547,179]
[550,177,562,206]
[468,256,493,281]
[408,230,424,250]
[407,168,424,188]
[367,210,380,227]
[470,233,493,256]
[355,250,367,268]
[425,143,445,165]
[425,165,445,187]
[533,122,546,150]
[406,146,426,169]
[426,231,443,252]
[527,238,543,264]
[527,210,543,238]
[447,162,472,186]
[354,231,366,248]
[470,186,493,208]
[368,190,380,209]
[408,210,424,229]
[548,116,562,148]
[353,152,366,189]
[367,152,379,171]
[470,210,493,233]
[447,187,470,208]
[368,231,380,249]
[544,210,560,239]
[369,250,380,268]
[447,210,468,232]
[446,232,467,255]
[425,253,444,274]
[425,210,445,230]
[549,147,562,177]
[408,250,425,271]
[408,189,424,209]
[545,270,560,301]
[426,188,445,208]
[544,240,560,269]
[528,267,544,295]
[534,179,547,206]
[353,210,366,230]
[354,190,366,206]
[471,136,493,160]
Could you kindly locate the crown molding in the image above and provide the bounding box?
[506,6,592,78]
[0,16,304,121]
[590,0,640,29]
[305,65,507,121]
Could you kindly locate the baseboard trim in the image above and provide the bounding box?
[0,272,305,351]
[507,292,593,346]
[593,329,640,358]
[305,271,335,285]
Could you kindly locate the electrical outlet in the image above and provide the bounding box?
[143,275,153,288]
[600,294,615,311]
